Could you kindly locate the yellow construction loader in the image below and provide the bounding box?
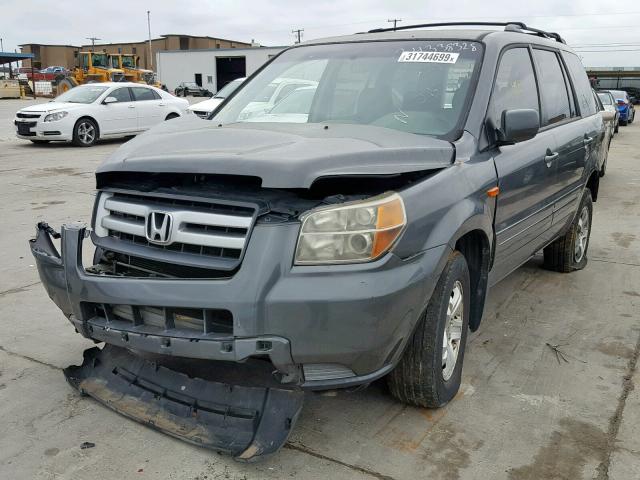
[108,54,156,85]
[57,52,125,93]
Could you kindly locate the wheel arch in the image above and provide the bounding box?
[452,228,492,332]
[74,115,100,139]
[586,169,600,202]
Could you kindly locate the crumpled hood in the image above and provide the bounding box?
[19,101,87,114]
[98,116,454,188]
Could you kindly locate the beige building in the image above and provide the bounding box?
[19,44,79,70]
[20,35,252,70]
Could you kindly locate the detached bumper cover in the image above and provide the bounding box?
[65,345,303,460]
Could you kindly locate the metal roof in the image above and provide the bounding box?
[0,52,34,65]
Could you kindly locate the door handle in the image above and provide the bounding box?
[128,105,135,109]
[544,152,559,167]
[158,103,166,106]
[583,135,594,145]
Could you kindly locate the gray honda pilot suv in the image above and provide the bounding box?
[30,22,604,459]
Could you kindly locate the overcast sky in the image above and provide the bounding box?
[1,0,639,67]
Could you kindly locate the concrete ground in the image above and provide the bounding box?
[0,97,638,480]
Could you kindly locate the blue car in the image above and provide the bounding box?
[608,90,636,125]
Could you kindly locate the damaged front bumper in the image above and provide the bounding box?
[29,222,299,382]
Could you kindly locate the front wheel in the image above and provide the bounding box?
[387,251,470,408]
[543,190,593,272]
[72,118,98,147]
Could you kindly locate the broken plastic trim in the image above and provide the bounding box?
[64,345,304,461]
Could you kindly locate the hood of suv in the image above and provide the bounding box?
[98,116,454,189]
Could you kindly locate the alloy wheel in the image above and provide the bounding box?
[442,280,464,381]
[77,122,95,145]
[574,206,590,263]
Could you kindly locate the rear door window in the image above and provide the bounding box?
[489,48,540,129]
[131,87,159,101]
[562,52,597,117]
[533,49,572,126]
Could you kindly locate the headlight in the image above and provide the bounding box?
[294,193,406,265]
[44,111,68,122]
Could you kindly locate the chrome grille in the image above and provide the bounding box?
[94,192,256,268]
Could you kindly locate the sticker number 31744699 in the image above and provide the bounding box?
[398,51,460,63]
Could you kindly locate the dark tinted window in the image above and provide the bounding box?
[489,48,539,129]
[109,87,132,102]
[131,87,159,101]
[533,49,571,126]
[563,52,597,116]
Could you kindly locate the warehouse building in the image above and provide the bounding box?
[156,46,286,92]
[20,34,252,70]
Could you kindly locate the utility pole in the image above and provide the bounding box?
[86,37,101,51]
[292,28,304,44]
[0,38,4,51]
[387,19,402,31]
[147,10,153,70]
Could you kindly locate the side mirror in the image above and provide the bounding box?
[103,96,117,104]
[497,109,539,144]
[601,110,616,122]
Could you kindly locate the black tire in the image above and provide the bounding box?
[620,119,628,126]
[72,118,98,147]
[387,251,470,408]
[543,190,593,272]
[165,113,179,121]
[599,143,609,177]
[614,122,619,134]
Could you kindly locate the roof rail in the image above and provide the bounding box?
[364,21,566,44]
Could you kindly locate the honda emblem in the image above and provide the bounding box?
[146,211,173,245]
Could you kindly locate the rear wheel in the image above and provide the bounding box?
[72,118,98,147]
[165,113,179,121]
[543,190,593,272]
[620,118,628,126]
[614,121,619,134]
[387,251,470,408]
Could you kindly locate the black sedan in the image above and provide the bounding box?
[174,82,212,97]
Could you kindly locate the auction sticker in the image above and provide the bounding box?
[398,51,459,63]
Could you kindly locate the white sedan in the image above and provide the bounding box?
[187,77,246,118]
[14,82,189,147]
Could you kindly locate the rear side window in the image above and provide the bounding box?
[533,49,572,126]
[489,48,539,129]
[563,52,597,117]
[132,87,160,101]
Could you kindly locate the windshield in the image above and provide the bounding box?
[122,56,136,68]
[214,78,244,98]
[270,87,316,114]
[213,41,483,138]
[92,53,108,67]
[55,85,108,104]
[597,93,612,105]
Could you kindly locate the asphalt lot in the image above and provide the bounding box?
[0,97,639,480]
